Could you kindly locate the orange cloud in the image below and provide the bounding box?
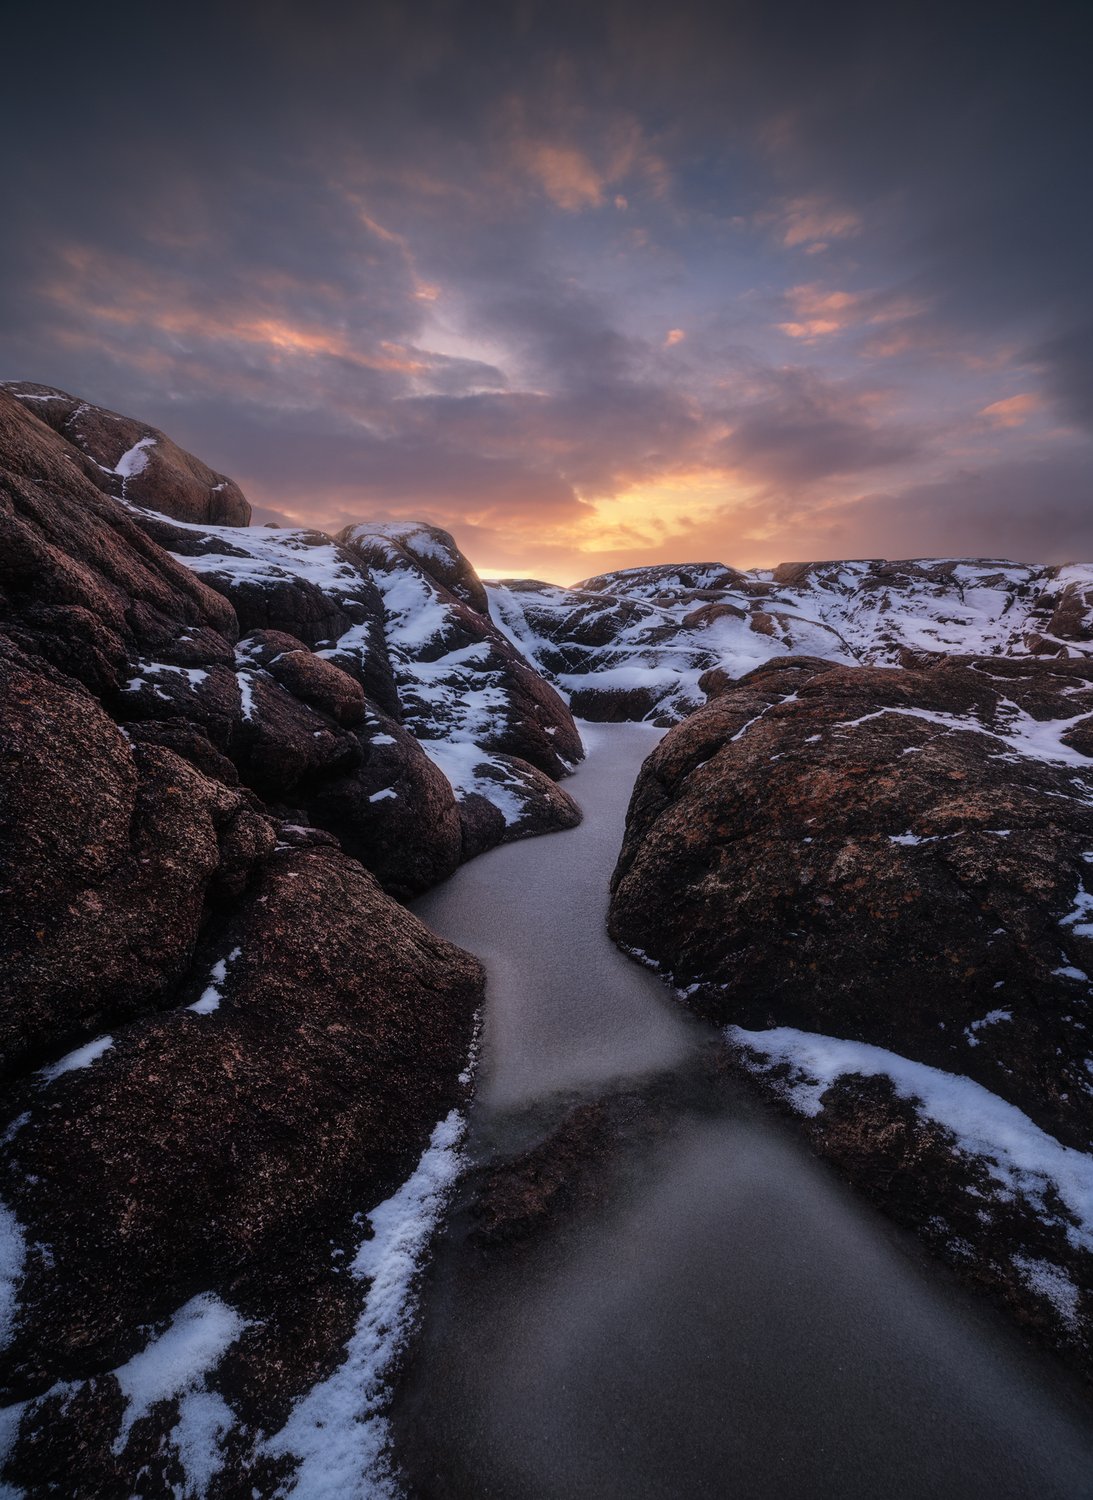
[979,392,1044,427]
[664,328,686,347]
[778,283,925,341]
[519,142,605,210]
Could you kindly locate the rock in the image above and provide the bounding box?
[0,843,483,1397]
[305,710,465,896]
[612,653,1093,1146]
[610,652,1093,1371]
[0,390,239,695]
[0,637,276,1079]
[342,526,583,778]
[350,521,491,614]
[1,383,250,526]
[239,629,367,726]
[487,557,1093,725]
[448,752,582,861]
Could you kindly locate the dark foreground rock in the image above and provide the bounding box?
[0,384,591,1492]
[610,653,1093,1373]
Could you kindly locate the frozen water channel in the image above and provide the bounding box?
[400,723,1093,1499]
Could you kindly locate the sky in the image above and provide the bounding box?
[2,0,1091,582]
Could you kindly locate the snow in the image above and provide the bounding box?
[729,1025,1093,1249]
[187,949,242,1016]
[261,1110,465,1498]
[38,1034,113,1084]
[236,669,257,722]
[964,1009,1013,1046]
[112,1292,247,1459]
[1060,877,1093,938]
[114,436,156,480]
[422,740,526,826]
[368,788,398,803]
[170,1389,237,1493]
[831,702,1093,769]
[0,1205,26,1350]
[1011,1256,1082,1329]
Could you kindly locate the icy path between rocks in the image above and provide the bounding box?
[414,722,695,1111]
[399,722,1093,1500]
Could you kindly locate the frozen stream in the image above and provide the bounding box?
[399,723,1093,1499]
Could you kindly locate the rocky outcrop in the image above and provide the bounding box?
[1,382,251,527]
[1,385,584,884]
[610,652,1093,1371]
[485,557,1093,725]
[354,520,491,614]
[342,525,583,778]
[0,384,591,1491]
[1,845,481,1396]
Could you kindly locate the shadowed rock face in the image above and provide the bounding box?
[610,653,1093,1371]
[0,845,482,1398]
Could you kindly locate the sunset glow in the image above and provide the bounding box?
[2,2,1090,576]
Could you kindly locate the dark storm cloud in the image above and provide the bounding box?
[1,0,1090,574]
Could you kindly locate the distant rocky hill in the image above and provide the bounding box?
[489,557,1093,723]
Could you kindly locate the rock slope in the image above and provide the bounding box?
[610,653,1093,1374]
[0,384,585,1494]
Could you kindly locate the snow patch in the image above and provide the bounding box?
[187,948,242,1016]
[729,1025,1093,1249]
[38,1034,113,1084]
[261,1110,465,1498]
[112,1293,247,1459]
[0,1205,26,1351]
[114,436,156,479]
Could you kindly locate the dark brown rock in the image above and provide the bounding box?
[611,653,1093,1151]
[0,638,276,1077]
[241,629,367,726]
[306,711,464,896]
[0,843,483,1397]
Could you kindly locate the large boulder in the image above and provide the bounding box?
[0,844,482,1398]
[354,521,491,614]
[610,653,1093,1368]
[0,637,276,1078]
[342,525,584,778]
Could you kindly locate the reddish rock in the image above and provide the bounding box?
[0,637,276,1078]
[611,653,1093,1151]
[241,629,367,726]
[0,844,482,1396]
[2,383,251,526]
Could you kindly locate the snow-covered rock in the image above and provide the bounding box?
[486,558,1093,724]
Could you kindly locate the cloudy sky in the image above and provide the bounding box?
[2,0,1090,580]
